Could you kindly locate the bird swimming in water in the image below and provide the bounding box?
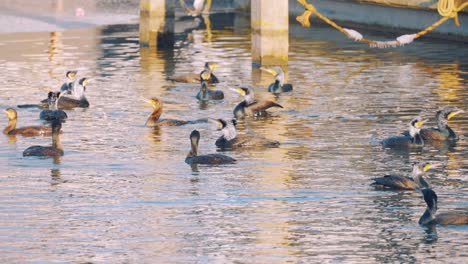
[144,97,206,126]
[212,118,280,149]
[23,119,64,157]
[231,87,283,118]
[418,188,468,225]
[381,116,427,149]
[39,71,78,105]
[39,92,68,121]
[60,70,78,94]
[58,77,91,109]
[419,106,464,143]
[169,62,219,84]
[372,162,436,190]
[260,66,293,93]
[3,108,52,136]
[185,130,236,164]
[196,71,224,101]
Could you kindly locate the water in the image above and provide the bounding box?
[0,13,467,263]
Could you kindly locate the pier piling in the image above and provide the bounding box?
[251,0,289,66]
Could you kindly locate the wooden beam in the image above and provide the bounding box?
[251,0,289,66]
[140,0,174,47]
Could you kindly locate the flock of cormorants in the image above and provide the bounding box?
[3,71,90,156]
[3,62,467,227]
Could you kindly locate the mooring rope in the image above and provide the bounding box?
[296,0,468,48]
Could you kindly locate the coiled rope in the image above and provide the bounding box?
[296,0,468,48]
[438,0,460,26]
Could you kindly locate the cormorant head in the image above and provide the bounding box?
[205,62,218,71]
[260,66,285,80]
[412,162,437,177]
[66,70,77,80]
[48,91,61,101]
[143,97,162,110]
[200,70,212,82]
[4,108,17,120]
[438,106,464,122]
[215,119,227,130]
[189,130,201,153]
[408,116,427,138]
[231,87,251,97]
[260,66,278,76]
[422,188,438,211]
[409,116,427,129]
[209,118,237,131]
[78,78,91,89]
[190,130,201,141]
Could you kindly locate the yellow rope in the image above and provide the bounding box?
[438,0,460,26]
[203,0,212,13]
[296,0,468,48]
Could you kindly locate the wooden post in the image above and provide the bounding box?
[251,0,289,66]
[140,0,174,47]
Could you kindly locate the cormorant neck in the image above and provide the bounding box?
[245,92,255,105]
[3,119,16,134]
[447,126,457,140]
[419,208,435,225]
[72,83,86,98]
[275,72,285,86]
[436,114,449,131]
[200,81,208,92]
[409,126,422,144]
[222,122,237,141]
[188,136,199,158]
[414,174,430,189]
[412,133,424,145]
[146,107,162,126]
[271,80,281,92]
[49,98,58,110]
[52,129,62,150]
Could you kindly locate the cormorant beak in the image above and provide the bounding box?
[448,109,464,120]
[208,118,224,130]
[140,97,156,107]
[415,119,429,129]
[230,88,245,96]
[259,67,277,76]
[208,62,218,71]
[200,71,211,81]
[83,78,92,86]
[3,110,13,119]
[423,162,442,172]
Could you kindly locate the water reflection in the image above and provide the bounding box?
[0,12,467,263]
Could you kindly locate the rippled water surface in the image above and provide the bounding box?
[0,13,467,263]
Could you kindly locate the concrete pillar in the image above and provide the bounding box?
[139,0,174,48]
[251,0,289,66]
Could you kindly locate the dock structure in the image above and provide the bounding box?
[139,0,175,48]
[251,0,289,66]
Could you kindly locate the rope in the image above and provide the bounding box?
[437,0,460,26]
[296,0,468,48]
